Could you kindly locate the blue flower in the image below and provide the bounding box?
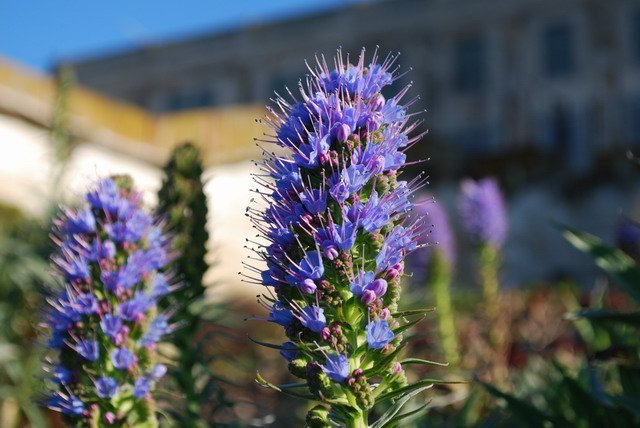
[279,341,299,362]
[133,377,152,398]
[55,251,90,282]
[76,339,99,361]
[299,188,328,215]
[299,305,326,333]
[100,314,123,341]
[118,293,151,322]
[268,303,295,327]
[46,392,85,416]
[139,315,170,347]
[75,293,98,315]
[149,364,167,381]
[322,354,350,383]
[89,240,116,261]
[293,134,330,168]
[111,347,135,370]
[95,376,118,398]
[86,178,119,213]
[329,164,371,203]
[51,365,72,384]
[365,319,395,349]
[63,209,96,235]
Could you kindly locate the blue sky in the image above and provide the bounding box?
[0,0,356,72]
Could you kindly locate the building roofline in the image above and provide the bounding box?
[56,0,402,69]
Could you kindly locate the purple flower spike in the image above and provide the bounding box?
[459,178,508,247]
[41,176,173,424]
[248,49,430,423]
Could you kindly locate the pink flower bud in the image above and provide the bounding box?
[367,278,388,297]
[335,123,351,142]
[361,290,376,305]
[104,412,116,424]
[300,278,317,294]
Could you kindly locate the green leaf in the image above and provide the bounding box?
[370,386,431,428]
[363,345,406,378]
[255,371,316,400]
[391,307,435,318]
[393,315,427,336]
[398,358,449,367]
[561,226,640,302]
[376,378,464,404]
[480,381,552,428]
[383,403,430,428]
[567,309,640,326]
[553,362,606,424]
[248,336,293,350]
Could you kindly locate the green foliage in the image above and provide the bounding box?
[156,143,232,426]
[0,203,52,427]
[428,252,460,366]
[481,226,640,427]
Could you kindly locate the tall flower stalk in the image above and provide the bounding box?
[157,143,228,425]
[414,196,459,366]
[247,50,445,427]
[459,178,508,385]
[40,176,173,427]
[459,178,507,326]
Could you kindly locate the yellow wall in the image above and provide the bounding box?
[0,57,266,167]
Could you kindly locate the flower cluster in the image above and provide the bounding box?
[41,176,174,426]
[248,50,427,424]
[459,178,508,248]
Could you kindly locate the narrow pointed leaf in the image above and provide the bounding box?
[561,225,640,302]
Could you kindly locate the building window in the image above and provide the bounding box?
[542,23,575,77]
[454,35,487,93]
[165,88,215,112]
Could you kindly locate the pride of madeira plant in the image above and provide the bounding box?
[40,176,173,427]
[157,143,231,425]
[247,50,449,427]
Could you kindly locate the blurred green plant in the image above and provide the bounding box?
[0,65,79,428]
[0,204,52,428]
[49,66,76,206]
[481,226,640,427]
[429,252,460,367]
[156,143,232,426]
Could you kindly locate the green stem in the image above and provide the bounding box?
[345,409,368,428]
[428,252,459,366]
[479,244,500,327]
